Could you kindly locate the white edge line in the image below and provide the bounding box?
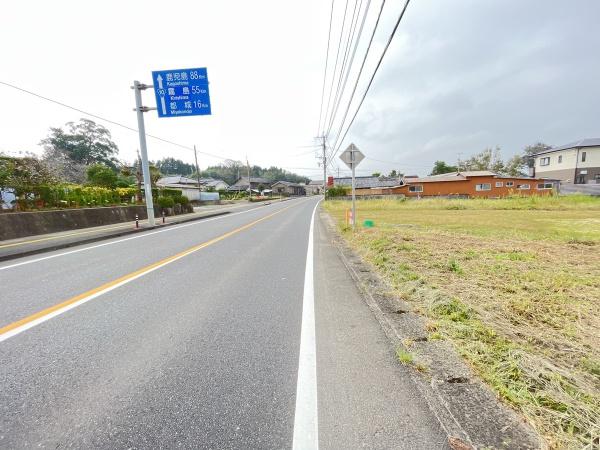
[292,199,320,450]
[0,238,198,342]
[0,200,293,272]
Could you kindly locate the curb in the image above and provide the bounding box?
[319,210,543,450]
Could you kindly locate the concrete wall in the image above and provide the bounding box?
[1,205,167,241]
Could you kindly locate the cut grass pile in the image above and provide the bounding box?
[324,195,600,449]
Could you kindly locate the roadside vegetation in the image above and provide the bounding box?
[324,195,600,449]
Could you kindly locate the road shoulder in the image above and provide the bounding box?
[314,209,449,449]
[317,209,542,449]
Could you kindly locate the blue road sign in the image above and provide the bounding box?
[151,68,211,118]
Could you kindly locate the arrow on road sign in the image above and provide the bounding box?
[157,74,164,90]
[160,96,166,115]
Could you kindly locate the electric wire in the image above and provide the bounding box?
[331,0,412,161]
[2,81,333,180]
[321,0,351,139]
[325,0,362,137]
[317,0,336,136]
[0,80,228,161]
[327,0,388,156]
[325,0,372,139]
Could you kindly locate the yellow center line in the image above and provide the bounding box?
[0,200,306,340]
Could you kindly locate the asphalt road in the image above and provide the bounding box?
[0,197,447,449]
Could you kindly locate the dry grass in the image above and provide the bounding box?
[324,195,600,449]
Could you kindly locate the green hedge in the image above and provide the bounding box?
[11,184,138,210]
[325,185,349,198]
[9,184,191,211]
[151,188,182,199]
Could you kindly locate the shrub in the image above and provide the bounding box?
[326,185,349,198]
[173,195,189,205]
[156,196,175,208]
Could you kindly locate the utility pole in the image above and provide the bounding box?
[247,158,251,202]
[132,80,156,227]
[193,144,202,194]
[322,136,327,198]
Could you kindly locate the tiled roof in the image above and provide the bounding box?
[334,176,402,189]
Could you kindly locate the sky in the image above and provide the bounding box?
[1,0,599,179]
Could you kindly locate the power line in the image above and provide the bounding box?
[331,0,412,161]
[327,0,388,155]
[325,0,372,139]
[1,80,329,176]
[321,0,351,137]
[317,0,336,136]
[0,80,228,162]
[325,0,362,137]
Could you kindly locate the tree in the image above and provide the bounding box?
[155,157,195,175]
[371,172,381,177]
[43,152,87,184]
[523,142,551,168]
[195,161,308,185]
[430,161,458,176]
[457,146,527,176]
[1,155,55,197]
[0,156,15,205]
[87,164,118,188]
[504,154,526,176]
[40,119,119,172]
[149,165,162,186]
[459,146,504,172]
[388,169,398,177]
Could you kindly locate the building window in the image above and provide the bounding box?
[475,183,491,191]
[517,184,530,190]
[582,151,587,162]
[558,155,563,163]
[537,183,553,189]
[506,181,514,187]
[495,181,503,187]
[408,185,423,193]
[539,157,550,166]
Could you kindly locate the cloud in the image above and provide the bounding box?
[340,0,600,174]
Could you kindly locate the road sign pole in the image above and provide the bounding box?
[133,80,156,227]
[339,143,364,230]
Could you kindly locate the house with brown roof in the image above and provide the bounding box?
[355,171,559,198]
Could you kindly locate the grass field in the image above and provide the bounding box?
[324,195,600,449]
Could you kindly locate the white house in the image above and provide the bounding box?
[532,138,600,184]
